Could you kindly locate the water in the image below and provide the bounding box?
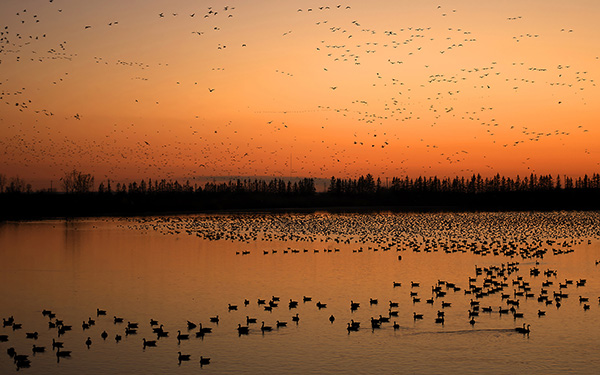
[1,211,599,374]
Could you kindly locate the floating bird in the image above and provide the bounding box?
[200,356,211,366]
[143,338,156,347]
[177,330,189,341]
[237,324,249,335]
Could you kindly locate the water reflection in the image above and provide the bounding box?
[0,212,599,374]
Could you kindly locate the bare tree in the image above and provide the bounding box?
[61,169,95,193]
[6,176,26,193]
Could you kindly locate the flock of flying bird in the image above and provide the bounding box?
[0,1,598,186]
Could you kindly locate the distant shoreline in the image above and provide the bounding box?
[1,190,599,221]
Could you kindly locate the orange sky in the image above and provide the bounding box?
[1,0,599,188]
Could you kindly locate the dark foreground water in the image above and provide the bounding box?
[1,211,599,374]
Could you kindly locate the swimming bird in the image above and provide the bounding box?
[85,337,92,348]
[143,338,156,347]
[177,330,189,341]
[371,318,381,329]
[13,353,29,363]
[292,314,300,322]
[32,345,45,353]
[329,315,335,323]
[210,316,219,323]
[515,324,530,334]
[52,338,63,349]
[261,322,273,332]
[56,348,71,357]
[200,356,211,366]
[198,324,212,334]
[237,324,249,334]
[178,352,191,362]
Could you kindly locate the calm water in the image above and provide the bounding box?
[1,211,599,374]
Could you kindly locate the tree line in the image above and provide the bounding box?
[328,173,600,195]
[2,170,600,219]
[1,171,600,195]
[96,177,317,195]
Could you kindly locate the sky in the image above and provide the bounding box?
[1,0,599,188]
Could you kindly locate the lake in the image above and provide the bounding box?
[1,211,599,374]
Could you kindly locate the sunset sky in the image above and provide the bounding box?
[1,0,599,188]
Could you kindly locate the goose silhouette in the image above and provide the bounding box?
[515,324,530,334]
[261,322,272,332]
[200,356,211,366]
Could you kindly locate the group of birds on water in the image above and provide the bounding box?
[2,257,598,371]
[132,212,599,260]
[1,307,212,370]
[3,212,600,371]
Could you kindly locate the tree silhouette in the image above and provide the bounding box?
[61,169,95,193]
